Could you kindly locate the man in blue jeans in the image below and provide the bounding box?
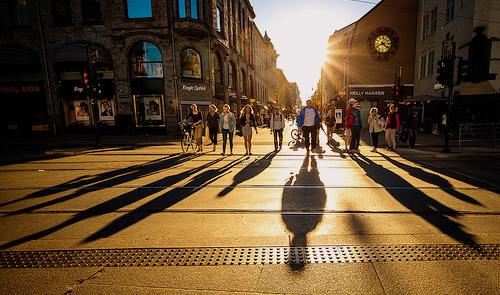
[296,99,321,153]
[349,99,362,153]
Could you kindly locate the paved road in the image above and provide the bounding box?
[0,125,499,294]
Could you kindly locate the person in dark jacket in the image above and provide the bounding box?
[206,104,221,152]
[296,99,321,153]
[408,110,419,148]
[349,99,362,153]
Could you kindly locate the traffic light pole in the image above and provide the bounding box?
[87,45,101,148]
[441,41,456,153]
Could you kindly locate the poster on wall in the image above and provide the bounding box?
[74,100,90,122]
[144,96,162,121]
[335,108,343,124]
[98,99,115,121]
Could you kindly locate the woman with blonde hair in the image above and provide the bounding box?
[240,104,258,155]
[219,104,236,156]
[367,107,385,152]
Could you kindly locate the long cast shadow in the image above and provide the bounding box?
[379,153,483,206]
[83,157,247,242]
[281,156,326,271]
[3,153,199,214]
[350,153,476,245]
[0,157,224,250]
[217,151,277,197]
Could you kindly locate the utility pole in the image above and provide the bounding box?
[439,38,456,153]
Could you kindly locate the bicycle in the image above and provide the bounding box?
[179,122,198,153]
[291,128,302,141]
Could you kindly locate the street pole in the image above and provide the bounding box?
[87,45,100,147]
[442,40,456,153]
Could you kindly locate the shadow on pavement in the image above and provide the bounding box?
[282,156,326,271]
[0,156,231,250]
[379,153,483,206]
[217,151,277,197]
[350,153,476,245]
[2,153,199,214]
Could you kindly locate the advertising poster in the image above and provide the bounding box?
[99,99,115,121]
[144,96,162,121]
[74,100,90,122]
[335,108,343,124]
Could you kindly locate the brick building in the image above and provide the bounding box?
[321,0,417,122]
[0,0,285,134]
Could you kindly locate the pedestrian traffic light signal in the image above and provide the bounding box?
[82,70,89,87]
[436,59,452,86]
[456,58,468,85]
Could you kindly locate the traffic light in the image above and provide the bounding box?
[394,84,400,99]
[82,69,89,87]
[456,57,468,85]
[436,59,452,86]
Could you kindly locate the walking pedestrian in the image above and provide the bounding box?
[408,110,419,148]
[344,99,355,151]
[270,106,285,151]
[296,99,321,153]
[325,109,337,146]
[367,107,385,152]
[186,104,204,152]
[385,104,400,151]
[349,99,362,153]
[240,104,258,155]
[219,104,236,156]
[206,104,220,152]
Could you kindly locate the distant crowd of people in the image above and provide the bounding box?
[182,97,422,155]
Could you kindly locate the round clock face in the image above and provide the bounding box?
[367,27,399,61]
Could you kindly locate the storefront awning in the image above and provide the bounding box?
[54,43,113,64]
[402,95,446,102]
[459,81,498,96]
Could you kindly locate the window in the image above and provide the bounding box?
[430,7,437,34]
[446,0,454,24]
[130,42,163,78]
[82,0,102,24]
[228,62,236,89]
[419,54,427,79]
[181,48,202,79]
[11,0,30,26]
[178,0,186,17]
[426,50,435,77]
[190,0,198,19]
[422,14,429,40]
[177,0,202,19]
[126,0,152,19]
[216,3,223,33]
[214,53,223,84]
[52,0,72,25]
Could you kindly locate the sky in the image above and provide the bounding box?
[251,0,382,103]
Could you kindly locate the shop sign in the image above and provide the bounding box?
[182,84,207,92]
[349,90,385,96]
[0,85,41,94]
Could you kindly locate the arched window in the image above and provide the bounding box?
[228,62,236,89]
[130,42,163,78]
[181,48,202,79]
[214,53,223,85]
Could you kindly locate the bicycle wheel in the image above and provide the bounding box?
[291,129,300,140]
[190,137,199,152]
[181,132,190,153]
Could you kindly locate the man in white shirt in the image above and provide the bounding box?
[297,100,321,152]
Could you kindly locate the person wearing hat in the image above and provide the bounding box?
[270,106,285,151]
[296,99,321,153]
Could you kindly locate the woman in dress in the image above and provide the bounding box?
[240,105,258,155]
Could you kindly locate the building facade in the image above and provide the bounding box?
[321,0,417,122]
[0,0,284,134]
[414,0,500,125]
